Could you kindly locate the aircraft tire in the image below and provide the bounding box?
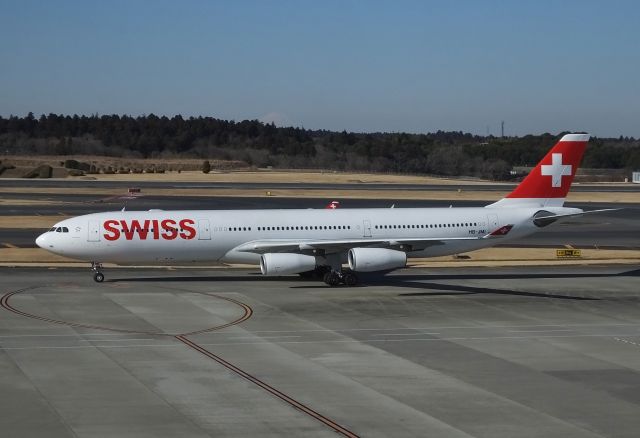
[343,272,358,286]
[323,272,341,287]
[93,272,105,283]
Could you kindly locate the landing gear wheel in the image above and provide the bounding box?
[342,272,358,287]
[91,261,105,283]
[323,272,341,287]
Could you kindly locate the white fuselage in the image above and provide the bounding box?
[36,206,556,265]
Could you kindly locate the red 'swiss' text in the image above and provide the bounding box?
[103,219,197,241]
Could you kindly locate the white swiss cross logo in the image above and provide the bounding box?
[541,153,572,188]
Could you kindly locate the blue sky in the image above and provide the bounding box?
[1,0,639,136]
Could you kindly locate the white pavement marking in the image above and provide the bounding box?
[508,329,575,333]
[370,332,441,337]
[614,337,640,347]
[5,333,640,351]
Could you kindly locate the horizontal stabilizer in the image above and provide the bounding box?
[534,208,620,221]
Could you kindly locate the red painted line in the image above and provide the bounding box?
[0,288,253,337]
[0,287,166,335]
[181,293,254,336]
[175,335,360,438]
[2,286,359,437]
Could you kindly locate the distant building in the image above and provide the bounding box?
[633,172,640,183]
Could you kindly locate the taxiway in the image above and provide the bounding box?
[2,265,640,437]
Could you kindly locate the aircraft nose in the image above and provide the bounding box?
[35,233,49,249]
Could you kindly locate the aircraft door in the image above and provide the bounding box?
[88,221,100,242]
[363,219,372,238]
[487,214,499,229]
[198,219,211,240]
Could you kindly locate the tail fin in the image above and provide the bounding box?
[488,133,589,208]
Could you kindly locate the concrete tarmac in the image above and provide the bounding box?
[2,265,640,437]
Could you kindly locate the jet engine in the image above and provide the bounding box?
[260,253,317,275]
[348,248,407,272]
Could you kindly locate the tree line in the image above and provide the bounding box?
[1,113,639,179]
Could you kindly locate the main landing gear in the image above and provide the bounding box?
[317,253,359,287]
[91,262,104,283]
[299,266,358,286]
[323,270,358,287]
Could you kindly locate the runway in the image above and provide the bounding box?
[2,265,640,437]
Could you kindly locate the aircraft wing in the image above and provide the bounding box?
[234,235,489,255]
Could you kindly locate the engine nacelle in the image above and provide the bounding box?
[260,253,317,276]
[348,248,407,272]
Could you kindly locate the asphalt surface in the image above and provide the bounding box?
[2,265,640,437]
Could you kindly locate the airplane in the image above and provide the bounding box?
[325,201,340,209]
[35,133,614,286]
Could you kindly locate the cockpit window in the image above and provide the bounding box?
[56,227,62,232]
[49,227,56,232]
[62,227,69,233]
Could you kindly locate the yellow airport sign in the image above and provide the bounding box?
[556,249,582,258]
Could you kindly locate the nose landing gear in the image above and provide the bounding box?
[91,262,104,283]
